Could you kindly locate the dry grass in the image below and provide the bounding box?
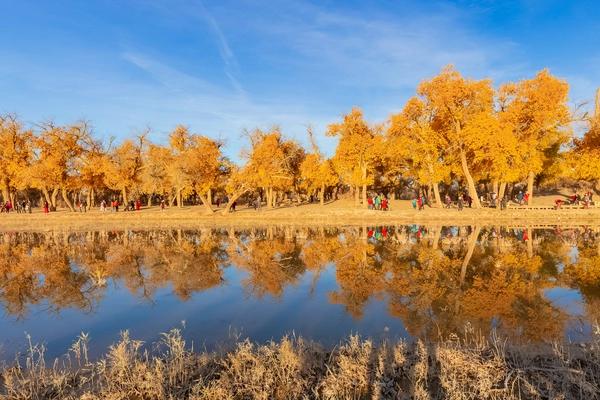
[2,329,600,399]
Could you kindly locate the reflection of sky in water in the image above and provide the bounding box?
[569,246,579,265]
[544,286,590,342]
[545,287,584,317]
[1,263,407,360]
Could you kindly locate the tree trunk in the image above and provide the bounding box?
[498,182,507,201]
[197,192,214,214]
[432,182,442,207]
[266,187,273,209]
[177,187,183,208]
[593,180,600,195]
[320,184,325,206]
[354,185,360,207]
[361,165,367,207]
[207,188,212,206]
[222,188,249,215]
[506,183,513,200]
[51,188,59,209]
[271,188,275,208]
[90,187,96,207]
[147,195,152,207]
[122,187,128,205]
[459,149,481,208]
[1,178,9,203]
[527,171,535,206]
[61,186,75,211]
[460,226,481,286]
[432,226,441,249]
[42,187,52,206]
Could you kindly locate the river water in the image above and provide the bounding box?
[0,225,598,360]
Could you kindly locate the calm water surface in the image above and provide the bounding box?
[1,225,598,360]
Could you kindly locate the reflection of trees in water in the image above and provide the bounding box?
[328,229,386,318]
[379,225,584,342]
[229,233,304,298]
[1,226,599,341]
[563,232,600,325]
[0,237,99,317]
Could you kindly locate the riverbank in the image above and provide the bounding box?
[2,330,598,399]
[1,197,599,232]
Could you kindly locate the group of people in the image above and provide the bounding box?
[442,192,509,210]
[367,226,389,240]
[368,194,389,211]
[1,200,32,213]
[99,199,142,212]
[555,192,595,209]
[413,194,431,210]
[440,193,473,211]
[515,191,530,205]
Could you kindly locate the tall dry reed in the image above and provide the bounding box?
[1,329,600,399]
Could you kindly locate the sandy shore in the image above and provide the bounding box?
[1,198,599,231]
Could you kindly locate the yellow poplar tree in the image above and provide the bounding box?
[499,70,571,205]
[300,154,338,205]
[28,123,90,211]
[417,66,495,208]
[222,163,251,214]
[463,111,525,200]
[167,125,193,207]
[565,88,600,190]
[141,144,173,205]
[103,135,145,205]
[244,128,303,208]
[299,128,338,205]
[387,97,449,205]
[78,140,107,207]
[186,135,225,213]
[0,115,32,203]
[327,107,382,207]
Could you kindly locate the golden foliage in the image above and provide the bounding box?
[0,67,593,210]
[328,108,382,204]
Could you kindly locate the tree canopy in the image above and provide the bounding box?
[1,66,595,211]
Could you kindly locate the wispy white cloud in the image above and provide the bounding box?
[118,50,331,157]
[196,0,246,97]
[122,52,216,93]
[244,1,525,87]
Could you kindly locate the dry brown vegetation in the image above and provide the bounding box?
[2,329,600,399]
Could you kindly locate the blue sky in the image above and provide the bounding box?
[1,0,598,160]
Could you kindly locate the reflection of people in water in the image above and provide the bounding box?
[367,226,391,241]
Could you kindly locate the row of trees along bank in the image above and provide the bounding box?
[1,66,600,213]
